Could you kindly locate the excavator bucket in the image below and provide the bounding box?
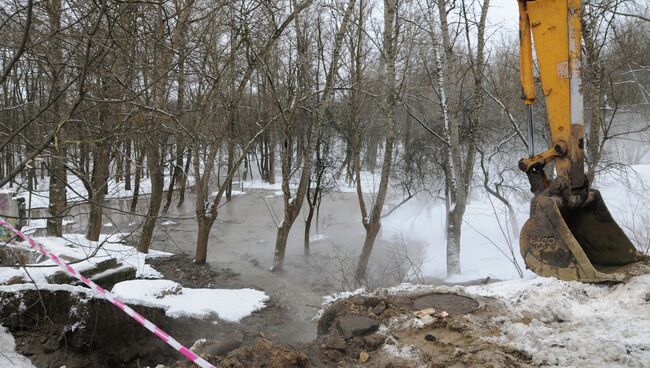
[520,190,650,282]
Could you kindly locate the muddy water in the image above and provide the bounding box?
[156,190,424,343]
[61,188,425,343]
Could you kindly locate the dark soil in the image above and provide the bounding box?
[148,255,241,289]
[0,288,219,368]
[313,291,533,368]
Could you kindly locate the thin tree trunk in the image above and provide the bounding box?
[304,209,314,256]
[354,0,397,283]
[115,142,123,183]
[130,147,144,213]
[268,132,276,184]
[137,141,164,253]
[226,138,234,200]
[163,141,183,212]
[177,148,191,208]
[86,142,111,241]
[304,186,317,256]
[124,139,132,191]
[273,223,292,270]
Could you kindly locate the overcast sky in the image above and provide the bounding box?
[486,0,519,41]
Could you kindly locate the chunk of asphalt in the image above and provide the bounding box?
[336,315,379,339]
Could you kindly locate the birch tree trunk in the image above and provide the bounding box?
[433,0,488,276]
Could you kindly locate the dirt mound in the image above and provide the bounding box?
[220,338,310,367]
[314,289,533,367]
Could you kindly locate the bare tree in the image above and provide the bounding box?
[192,0,314,265]
[270,0,357,271]
[354,0,398,283]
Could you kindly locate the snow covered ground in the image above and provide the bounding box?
[467,274,650,367]
[318,274,650,368]
[111,279,269,322]
[0,233,170,284]
[20,218,78,236]
[2,174,195,210]
[0,326,36,368]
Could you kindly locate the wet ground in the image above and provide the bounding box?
[53,187,427,344]
[147,189,426,343]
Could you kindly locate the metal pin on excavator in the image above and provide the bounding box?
[517,0,650,282]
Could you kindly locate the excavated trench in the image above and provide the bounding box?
[0,288,225,368]
[0,254,310,368]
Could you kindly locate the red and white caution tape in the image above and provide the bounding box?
[0,218,215,368]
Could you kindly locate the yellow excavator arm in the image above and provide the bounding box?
[516,0,650,282]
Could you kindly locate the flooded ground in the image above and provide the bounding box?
[47,187,428,344]
[150,189,426,343]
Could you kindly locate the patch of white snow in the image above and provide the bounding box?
[111,280,269,322]
[0,326,36,368]
[466,275,650,367]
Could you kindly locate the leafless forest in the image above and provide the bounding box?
[1,0,649,282]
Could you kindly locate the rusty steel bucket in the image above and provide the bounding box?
[520,189,650,282]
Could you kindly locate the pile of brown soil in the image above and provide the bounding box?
[312,289,532,368]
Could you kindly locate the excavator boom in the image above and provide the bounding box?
[517,0,650,282]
